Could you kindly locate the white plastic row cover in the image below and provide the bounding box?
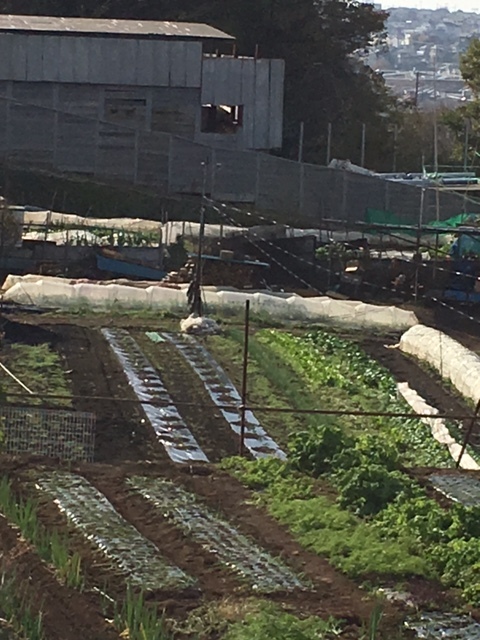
[400,325,480,406]
[2,274,418,331]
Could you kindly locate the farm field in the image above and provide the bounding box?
[1,311,480,639]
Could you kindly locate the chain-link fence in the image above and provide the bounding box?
[0,93,478,225]
[1,406,95,462]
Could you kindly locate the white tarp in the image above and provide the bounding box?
[1,274,418,332]
[400,324,480,406]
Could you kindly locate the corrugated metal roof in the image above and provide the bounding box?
[0,14,234,40]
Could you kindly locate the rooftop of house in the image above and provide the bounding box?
[0,14,234,40]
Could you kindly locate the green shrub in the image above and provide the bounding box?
[289,424,352,476]
[334,465,410,517]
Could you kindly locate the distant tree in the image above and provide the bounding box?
[460,38,480,96]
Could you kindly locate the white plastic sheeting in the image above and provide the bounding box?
[400,325,480,406]
[2,274,418,331]
[397,382,479,470]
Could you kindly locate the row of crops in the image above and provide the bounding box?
[213,329,480,616]
[101,328,208,464]
[33,470,305,594]
[129,476,304,593]
[161,332,285,460]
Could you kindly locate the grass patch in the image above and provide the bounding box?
[1,344,72,407]
[223,602,342,640]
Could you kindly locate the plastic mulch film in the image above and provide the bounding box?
[162,333,286,460]
[405,612,480,639]
[102,328,208,464]
[128,476,306,593]
[36,471,194,591]
[430,473,480,507]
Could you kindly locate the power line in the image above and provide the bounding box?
[207,198,480,330]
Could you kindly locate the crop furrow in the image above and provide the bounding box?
[101,328,208,463]
[35,471,195,591]
[162,333,285,460]
[128,476,306,593]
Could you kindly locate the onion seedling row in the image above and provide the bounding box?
[101,328,208,464]
[161,332,285,460]
[128,476,306,593]
[35,471,194,591]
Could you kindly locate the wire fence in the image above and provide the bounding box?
[0,93,478,225]
[0,406,95,462]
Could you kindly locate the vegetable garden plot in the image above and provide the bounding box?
[161,333,285,460]
[405,612,480,639]
[35,471,194,591]
[1,406,95,462]
[101,328,208,464]
[430,474,480,507]
[128,476,306,593]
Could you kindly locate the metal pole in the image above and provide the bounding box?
[239,299,250,457]
[414,187,425,302]
[326,122,332,165]
[360,123,366,167]
[298,121,304,163]
[433,48,439,174]
[193,161,208,316]
[457,398,480,468]
[464,119,470,172]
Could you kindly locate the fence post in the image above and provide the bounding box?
[299,161,305,220]
[133,129,139,185]
[341,171,348,222]
[255,153,261,206]
[5,82,12,161]
[167,135,173,194]
[52,85,59,170]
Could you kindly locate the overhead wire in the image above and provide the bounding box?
[206,198,480,330]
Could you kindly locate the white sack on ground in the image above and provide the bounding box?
[1,274,418,331]
[400,324,480,406]
[397,382,479,470]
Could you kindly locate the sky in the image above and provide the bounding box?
[378,0,480,11]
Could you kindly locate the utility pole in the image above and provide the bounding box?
[392,124,398,173]
[464,118,470,172]
[414,71,420,108]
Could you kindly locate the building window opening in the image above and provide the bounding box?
[201,104,243,133]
